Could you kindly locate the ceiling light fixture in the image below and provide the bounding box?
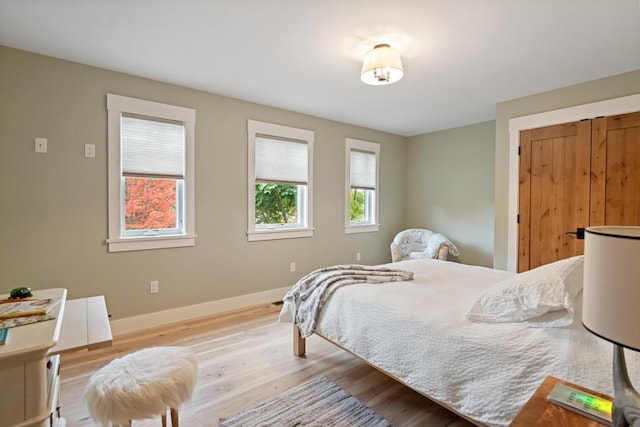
[360,43,404,85]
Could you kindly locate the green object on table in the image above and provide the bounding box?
[9,287,32,299]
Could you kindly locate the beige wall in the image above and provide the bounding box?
[3,44,636,320]
[407,121,495,267]
[493,70,640,269]
[0,46,407,320]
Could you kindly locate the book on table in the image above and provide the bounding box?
[0,298,61,319]
[0,315,56,329]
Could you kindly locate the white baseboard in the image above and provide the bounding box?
[110,286,290,336]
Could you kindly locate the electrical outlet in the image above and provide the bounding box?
[150,281,159,294]
[290,262,296,272]
[35,137,47,153]
[84,143,96,158]
[356,252,361,261]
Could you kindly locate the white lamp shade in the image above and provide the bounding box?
[583,226,640,351]
[361,44,404,85]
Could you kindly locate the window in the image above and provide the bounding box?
[247,120,314,241]
[345,138,379,233]
[107,94,196,252]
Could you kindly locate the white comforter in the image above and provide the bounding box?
[309,258,640,427]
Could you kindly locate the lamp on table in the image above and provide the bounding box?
[583,226,640,427]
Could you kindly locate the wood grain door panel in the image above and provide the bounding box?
[518,121,591,272]
[591,111,640,226]
[519,111,640,272]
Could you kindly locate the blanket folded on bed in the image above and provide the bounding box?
[279,264,414,338]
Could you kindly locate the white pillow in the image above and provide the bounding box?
[465,255,584,327]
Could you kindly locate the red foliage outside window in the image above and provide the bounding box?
[124,177,177,230]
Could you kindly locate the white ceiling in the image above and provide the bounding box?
[1,0,639,137]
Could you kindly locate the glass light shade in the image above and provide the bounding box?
[583,226,640,351]
[361,44,404,85]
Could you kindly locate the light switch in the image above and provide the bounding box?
[35,137,47,153]
[85,144,96,158]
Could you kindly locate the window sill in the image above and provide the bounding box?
[345,224,380,234]
[107,234,196,252]
[247,228,314,242]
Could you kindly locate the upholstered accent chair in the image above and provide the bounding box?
[390,228,460,262]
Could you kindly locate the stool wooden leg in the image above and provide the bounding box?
[170,408,179,427]
[162,411,167,427]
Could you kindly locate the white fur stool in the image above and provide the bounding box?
[85,346,197,427]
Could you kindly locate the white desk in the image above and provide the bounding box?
[0,288,112,427]
[53,295,112,354]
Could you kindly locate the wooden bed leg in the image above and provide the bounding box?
[293,324,306,357]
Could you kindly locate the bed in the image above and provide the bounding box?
[280,257,640,427]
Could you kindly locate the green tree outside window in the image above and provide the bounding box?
[255,183,298,224]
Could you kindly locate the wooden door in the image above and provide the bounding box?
[591,111,640,226]
[518,121,591,272]
[518,111,640,272]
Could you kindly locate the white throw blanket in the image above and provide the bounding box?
[279,264,414,338]
[409,232,460,259]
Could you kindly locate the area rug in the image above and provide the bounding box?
[218,375,392,426]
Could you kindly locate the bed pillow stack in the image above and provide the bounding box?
[465,255,584,327]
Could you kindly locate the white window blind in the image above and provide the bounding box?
[255,136,308,185]
[350,150,376,190]
[121,114,185,179]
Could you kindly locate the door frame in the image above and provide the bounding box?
[506,93,640,272]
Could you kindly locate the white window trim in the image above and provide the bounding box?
[345,138,380,234]
[247,120,314,241]
[106,94,196,252]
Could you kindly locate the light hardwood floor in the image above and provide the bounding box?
[60,303,474,426]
